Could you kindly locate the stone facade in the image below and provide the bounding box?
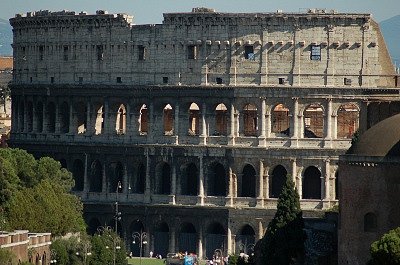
[0,56,12,135]
[8,8,398,260]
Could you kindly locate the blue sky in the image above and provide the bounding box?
[1,0,399,23]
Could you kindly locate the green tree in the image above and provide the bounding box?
[90,228,128,265]
[369,227,400,265]
[0,248,15,264]
[259,178,306,265]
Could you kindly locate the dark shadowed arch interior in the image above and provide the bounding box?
[364,212,377,232]
[27,101,33,132]
[270,165,287,198]
[90,160,102,192]
[72,159,84,191]
[181,163,198,196]
[208,163,227,196]
[154,222,169,257]
[206,222,226,258]
[87,218,101,235]
[155,162,171,194]
[36,102,43,133]
[163,104,174,135]
[74,101,87,134]
[139,104,148,134]
[302,166,321,199]
[240,164,256,197]
[109,162,123,193]
[179,223,197,254]
[130,220,145,257]
[59,101,69,133]
[46,102,56,133]
[236,225,256,254]
[135,163,146,194]
[59,159,67,169]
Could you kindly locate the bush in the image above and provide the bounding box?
[369,227,400,265]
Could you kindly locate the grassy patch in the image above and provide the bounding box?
[127,257,165,265]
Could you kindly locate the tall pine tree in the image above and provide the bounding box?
[259,178,306,265]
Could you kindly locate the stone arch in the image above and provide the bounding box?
[364,212,377,232]
[271,103,290,136]
[134,163,146,194]
[215,103,228,136]
[87,217,101,235]
[27,101,33,132]
[205,222,226,258]
[240,164,256,197]
[109,161,123,193]
[46,101,56,133]
[95,105,104,135]
[74,101,87,134]
[179,222,197,254]
[72,159,84,191]
[302,166,322,199]
[139,104,148,134]
[243,103,258,136]
[89,160,102,192]
[155,162,171,195]
[154,222,169,257]
[180,163,198,196]
[163,104,174,135]
[337,103,359,139]
[59,101,69,133]
[304,103,324,138]
[208,162,227,196]
[35,101,44,133]
[235,225,256,254]
[115,104,126,135]
[270,165,287,198]
[188,102,200,135]
[130,220,145,257]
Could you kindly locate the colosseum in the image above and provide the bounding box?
[8,7,399,260]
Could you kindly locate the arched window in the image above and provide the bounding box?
[154,222,169,257]
[36,102,43,133]
[72,159,84,191]
[179,223,197,254]
[95,105,104,135]
[59,102,69,133]
[155,162,171,194]
[215,103,228,136]
[109,162,123,193]
[270,165,287,198]
[188,103,200,135]
[181,163,198,196]
[243,104,258,136]
[116,104,126,134]
[271,104,290,136]
[74,101,87,134]
[364,213,377,232]
[134,163,146,194]
[337,103,359,139]
[89,160,102,192]
[302,166,322,199]
[139,104,148,134]
[27,101,33,132]
[304,104,324,138]
[163,104,174,135]
[240,164,256,197]
[208,163,227,196]
[236,225,255,254]
[46,102,56,133]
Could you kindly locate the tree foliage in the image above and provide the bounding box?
[369,227,400,265]
[259,178,306,265]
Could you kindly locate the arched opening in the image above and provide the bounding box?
[215,103,227,136]
[302,166,322,199]
[139,104,148,135]
[109,162,123,193]
[95,105,104,135]
[27,101,33,132]
[59,159,67,169]
[89,160,102,192]
[135,163,146,194]
[206,222,225,258]
[208,163,227,196]
[18,101,24,132]
[364,212,377,232]
[154,222,169,257]
[304,104,324,138]
[270,165,287,198]
[163,104,174,135]
[42,253,46,265]
[179,223,197,254]
[188,103,200,135]
[240,164,256,197]
[59,101,69,133]
[181,163,198,196]
[235,225,255,254]
[155,162,171,195]
[87,218,101,235]
[130,220,145,257]
[243,104,258,136]
[271,104,290,136]
[72,159,84,191]
[36,101,43,133]
[46,102,56,133]
[337,103,359,139]
[74,101,87,134]
[115,104,126,135]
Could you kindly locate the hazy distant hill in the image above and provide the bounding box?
[0,18,12,56]
[380,15,400,64]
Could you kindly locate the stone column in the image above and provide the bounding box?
[148,102,154,142]
[68,99,74,134]
[291,97,299,147]
[23,97,28,133]
[264,168,270,199]
[259,98,266,146]
[102,161,107,193]
[227,226,232,255]
[103,99,110,135]
[123,163,129,194]
[86,101,92,135]
[125,102,131,136]
[228,103,235,145]
[200,102,207,145]
[324,98,333,147]
[145,149,151,203]
[197,224,203,259]
[83,153,89,192]
[324,159,330,201]
[257,160,264,207]
[227,166,234,207]
[198,156,205,205]
[169,226,176,253]
[42,101,47,133]
[174,103,179,144]
[171,164,176,205]
[256,218,264,240]
[55,100,60,133]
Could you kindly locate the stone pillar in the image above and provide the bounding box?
[42,101,47,133]
[264,168,270,200]
[292,159,301,198]
[197,225,203,259]
[103,99,110,135]
[227,226,232,255]
[102,162,107,193]
[198,156,205,205]
[291,97,299,147]
[171,164,176,205]
[257,160,264,207]
[83,153,89,192]
[123,163,129,194]
[227,166,234,207]
[68,99,74,134]
[324,98,333,147]
[55,100,60,133]
[23,97,28,133]
[259,98,266,146]
[228,103,235,145]
[174,103,179,144]
[145,149,151,203]
[125,102,131,136]
[86,101,92,135]
[200,102,207,145]
[256,218,264,239]
[324,159,330,201]
[169,226,176,253]
[148,102,154,142]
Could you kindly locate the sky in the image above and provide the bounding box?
[1,0,399,23]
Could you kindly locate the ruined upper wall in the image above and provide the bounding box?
[9,8,396,87]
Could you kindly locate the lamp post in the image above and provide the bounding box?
[115,181,122,235]
[238,242,255,255]
[50,249,57,264]
[132,230,147,265]
[98,226,121,265]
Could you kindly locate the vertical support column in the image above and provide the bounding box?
[86,101,92,135]
[123,163,129,195]
[145,149,151,203]
[197,224,203,259]
[228,103,235,145]
[68,99,74,134]
[324,98,333,147]
[169,226,176,254]
[359,101,368,134]
[256,218,264,240]
[324,159,331,202]
[227,225,232,255]
[259,98,266,147]
[83,153,88,192]
[42,101,47,133]
[55,100,60,133]
[102,161,107,193]
[170,164,176,205]
[291,97,299,147]
[264,168,270,200]
[200,102,207,145]
[23,97,28,133]
[148,102,154,142]
[257,160,264,207]
[13,97,19,133]
[227,166,234,207]
[198,156,205,206]
[174,103,179,144]
[103,99,110,135]
[292,158,301,199]
[125,102,131,136]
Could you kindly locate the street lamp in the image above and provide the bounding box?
[115,181,122,235]
[50,249,57,264]
[98,226,121,265]
[76,241,92,265]
[238,242,255,255]
[132,230,147,265]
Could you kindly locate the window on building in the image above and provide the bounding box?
[116,77,122,83]
[163,77,169,84]
[244,45,255,60]
[138,45,146,60]
[279,78,285,85]
[39,46,44,61]
[364,213,377,232]
[216,77,223,84]
[310,45,321,61]
[79,77,83,84]
[344,78,352,85]
[188,45,197,60]
[63,46,69,61]
[50,77,54,83]
[96,45,103,61]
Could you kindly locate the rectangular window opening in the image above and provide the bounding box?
[279,77,285,85]
[63,46,69,61]
[79,77,83,84]
[216,77,223,84]
[163,77,169,84]
[138,45,146,60]
[39,46,44,61]
[96,45,104,61]
[244,45,255,60]
[344,78,352,85]
[50,77,54,84]
[310,45,321,61]
[188,45,197,60]
[116,77,122,83]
